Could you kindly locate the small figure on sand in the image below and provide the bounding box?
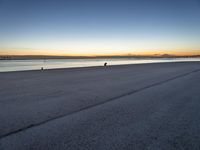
[104,62,107,66]
[41,67,44,70]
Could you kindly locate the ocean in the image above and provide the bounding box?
[0,57,200,72]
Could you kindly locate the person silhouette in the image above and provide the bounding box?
[104,62,107,66]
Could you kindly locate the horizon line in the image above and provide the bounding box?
[1,54,200,58]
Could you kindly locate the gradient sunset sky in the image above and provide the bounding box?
[0,0,200,56]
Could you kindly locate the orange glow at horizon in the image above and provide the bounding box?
[0,48,200,56]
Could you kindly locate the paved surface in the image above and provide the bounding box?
[0,62,200,149]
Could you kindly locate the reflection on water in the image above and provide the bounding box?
[0,58,200,72]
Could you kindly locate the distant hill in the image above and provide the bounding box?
[160,54,175,57]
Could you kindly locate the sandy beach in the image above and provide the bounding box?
[1,62,200,150]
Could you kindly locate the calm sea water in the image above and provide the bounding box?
[0,58,200,72]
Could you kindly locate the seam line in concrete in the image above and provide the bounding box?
[1,68,200,139]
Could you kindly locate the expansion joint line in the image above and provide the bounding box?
[1,68,200,139]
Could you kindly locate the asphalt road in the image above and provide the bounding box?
[0,62,200,149]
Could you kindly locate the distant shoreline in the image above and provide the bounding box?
[1,55,200,60]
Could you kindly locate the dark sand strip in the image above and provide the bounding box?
[1,62,200,150]
[1,65,200,139]
[0,62,200,149]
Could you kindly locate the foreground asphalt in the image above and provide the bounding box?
[0,62,200,150]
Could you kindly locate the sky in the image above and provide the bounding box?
[0,0,200,56]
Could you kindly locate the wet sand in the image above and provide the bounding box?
[1,62,200,150]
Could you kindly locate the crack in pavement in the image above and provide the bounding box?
[1,68,200,139]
